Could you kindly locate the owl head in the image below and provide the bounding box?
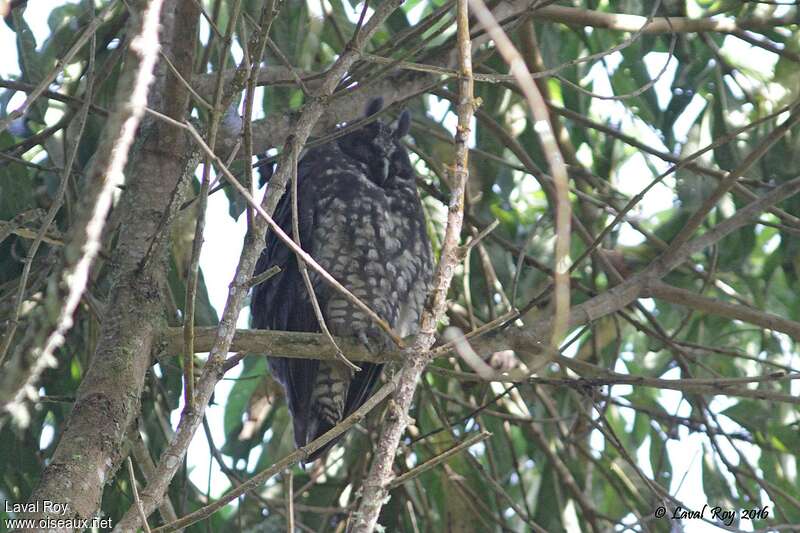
[337,97,412,187]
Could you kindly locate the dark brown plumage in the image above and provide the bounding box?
[251,99,432,462]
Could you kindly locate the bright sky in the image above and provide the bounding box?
[2,2,786,530]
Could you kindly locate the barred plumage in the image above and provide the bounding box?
[251,99,432,462]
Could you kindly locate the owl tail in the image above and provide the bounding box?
[300,361,351,463]
[296,360,385,464]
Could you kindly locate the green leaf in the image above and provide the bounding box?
[721,400,769,434]
[0,160,34,220]
[648,428,672,489]
[222,356,267,454]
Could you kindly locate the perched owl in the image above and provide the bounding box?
[251,98,433,462]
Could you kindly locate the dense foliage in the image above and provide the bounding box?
[1,0,799,531]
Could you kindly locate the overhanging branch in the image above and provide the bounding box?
[160,327,401,362]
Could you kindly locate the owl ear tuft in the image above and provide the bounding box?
[395,110,411,138]
[365,97,384,117]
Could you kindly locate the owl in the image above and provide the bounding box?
[251,98,433,462]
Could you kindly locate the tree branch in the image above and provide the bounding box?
[152,381,396,533]
[220,0,532,157]
[646,282,800,341]
[538,175,800,344]
[531,5,796,34]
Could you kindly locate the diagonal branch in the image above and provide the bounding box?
[528,175,800,343]
[646,282,800,340]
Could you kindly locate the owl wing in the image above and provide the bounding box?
[342,361,383,419]
[251,160,327,446]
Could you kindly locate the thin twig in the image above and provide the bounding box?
[460,218,499,254]
[246,265,281,288]
[388,430,492,489]
[267,37,310,95]
[158,49,212,110]
[126,457,153,533]
[286,469,294,533]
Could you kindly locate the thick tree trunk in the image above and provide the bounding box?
[26,0,199,527]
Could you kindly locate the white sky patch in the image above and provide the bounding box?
[586,56,629,126]
[723,72,747,101]
[643,51,678,111]
[342,1,375,24]
[199,174,249,320]
[598,50,624,74]
[406,0,427,26]
[198,13,211,49]
[613,151,675,248]
[6,90,26,110]
[721,34,780,80]
[615,151,673,211]
[307,0,325,19]
[0,24,20,78]
[230,37,244,66]
[672,93,708,144]
[575,141,593,168]
[175,171,250,495]
[616,222,644,247]
[426,94,450,121]
[39,421,55,449]
[244,87,267,121]
[170,364,240,498]
[426,93,476,146]
[636,434,654,479]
